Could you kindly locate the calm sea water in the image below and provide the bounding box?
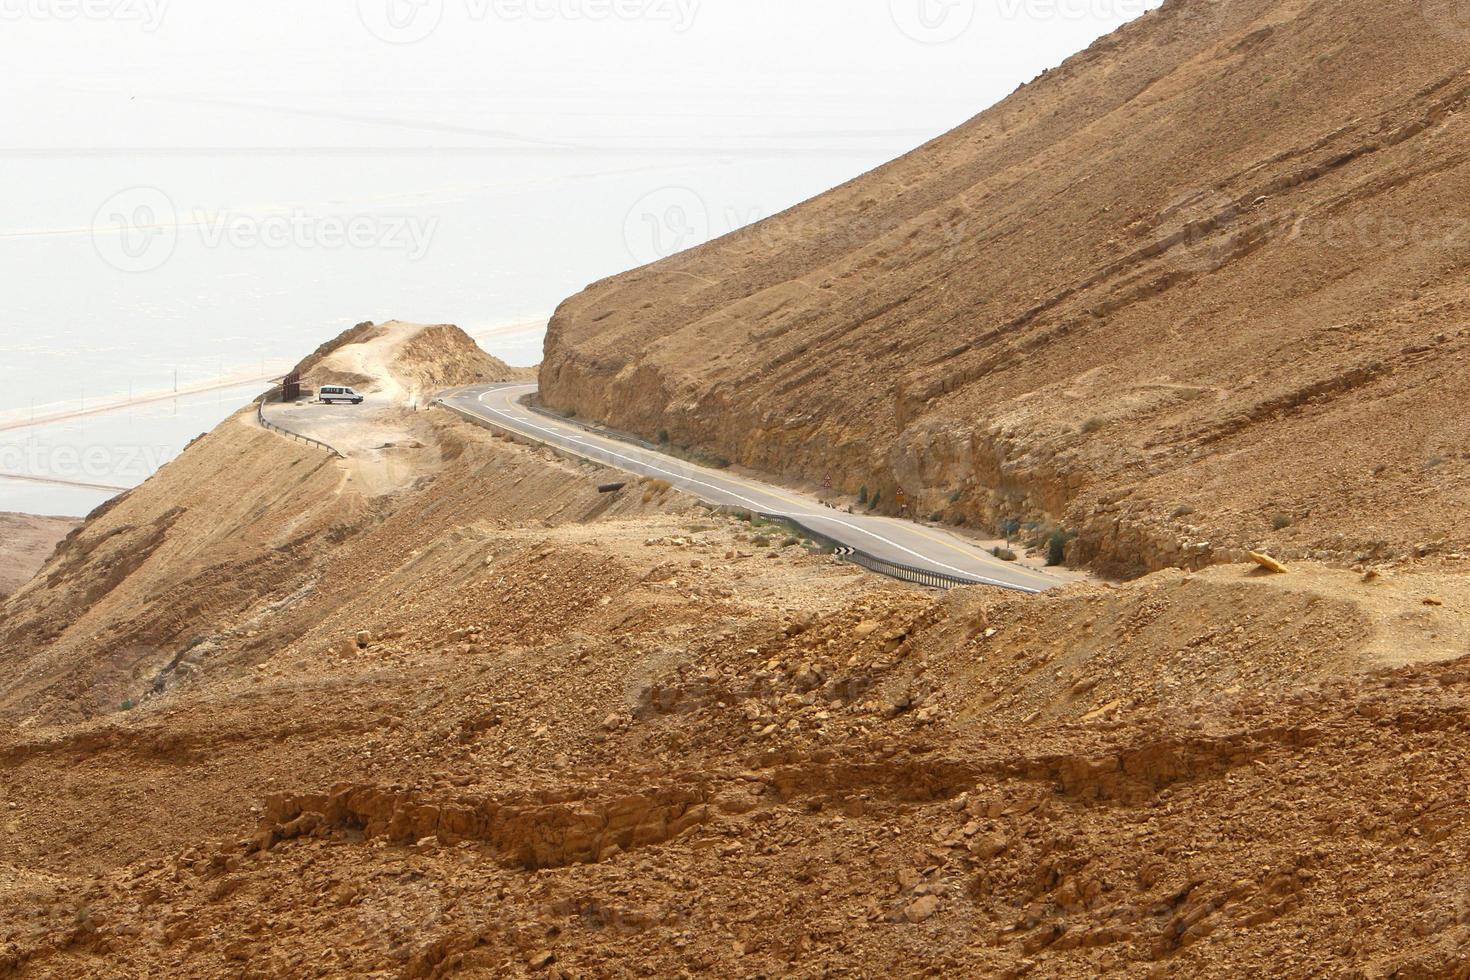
[0,150,903,515]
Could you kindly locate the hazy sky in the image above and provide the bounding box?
[0,1,1164,514]
[4,1,1161,155]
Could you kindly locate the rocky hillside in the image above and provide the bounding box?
[294,320,529,401]
[0,513,77,600]
[541,0,1470,577]
[9,323,1470,975]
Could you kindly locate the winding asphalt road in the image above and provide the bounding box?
[439,383,1061,594]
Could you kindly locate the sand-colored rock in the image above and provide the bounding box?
[15,1,1470,973]
[1248,551,1288,574]
[540,0,1470,577]
[0,512,77,599]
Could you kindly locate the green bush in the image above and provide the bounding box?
[1046,531,1069,567]
[1081,416,1106,434]
[991,547,1018,562]
[1270,512,1293,530]
[858,486,869,506]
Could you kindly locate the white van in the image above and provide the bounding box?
[320,385,365,405]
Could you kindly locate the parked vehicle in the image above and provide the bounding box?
[320,385,365,405]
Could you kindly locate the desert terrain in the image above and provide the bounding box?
[8,0,1470,974]
[541,0,1470,578]
[0,513,77,600]
[3,321,1470,976]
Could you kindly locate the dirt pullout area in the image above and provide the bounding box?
[264,320,532,495]
[540,0,1470,577]
[0,513,77,600]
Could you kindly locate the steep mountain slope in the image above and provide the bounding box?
[541,0,1470,576]
[0,323,526,728]
[0,513,76,599]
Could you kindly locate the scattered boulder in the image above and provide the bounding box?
[904,896,941,923]
[1247,551,1288,574]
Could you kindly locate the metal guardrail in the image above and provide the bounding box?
[844,548,1016,591]
[255,392,344,459]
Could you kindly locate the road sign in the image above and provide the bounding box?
[823,473,832,490]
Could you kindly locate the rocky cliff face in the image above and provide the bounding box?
[542,0,1470,576]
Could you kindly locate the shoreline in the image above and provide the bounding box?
[0,318,549,437]
[0,372,286,435]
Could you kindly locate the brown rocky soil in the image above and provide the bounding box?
[11,2,1470,971]
[540,0,1470,577]
[0,513,78,600]
[6,324,1470,976]
[295,320,530,405]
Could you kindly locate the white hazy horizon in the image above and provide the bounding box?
[0,0,1164,514]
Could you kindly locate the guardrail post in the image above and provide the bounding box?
[256,394,344,459]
